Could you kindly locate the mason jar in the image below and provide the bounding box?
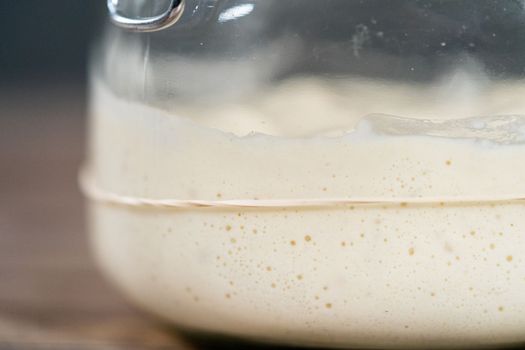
[85,0,525,348]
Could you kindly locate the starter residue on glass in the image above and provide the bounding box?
[88,75,525,348]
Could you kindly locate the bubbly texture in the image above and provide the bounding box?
[89,77,525,348]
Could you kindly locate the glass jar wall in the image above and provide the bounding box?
[87,1,525,348]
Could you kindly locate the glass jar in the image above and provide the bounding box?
[86,0,525,348]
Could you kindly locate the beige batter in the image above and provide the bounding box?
[88,74,525,348]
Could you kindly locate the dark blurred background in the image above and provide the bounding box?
[0,1,105,85]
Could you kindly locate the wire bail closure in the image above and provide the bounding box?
[107,0,185,32]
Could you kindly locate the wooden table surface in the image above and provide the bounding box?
[0,83,261,350]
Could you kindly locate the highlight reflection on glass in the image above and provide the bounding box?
[218,3,255,23]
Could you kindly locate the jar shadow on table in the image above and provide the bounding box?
[172,328,332,349]
[177,331,302,350]
[165,326,525,350]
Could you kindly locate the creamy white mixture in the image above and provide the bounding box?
[89,76,525,348]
